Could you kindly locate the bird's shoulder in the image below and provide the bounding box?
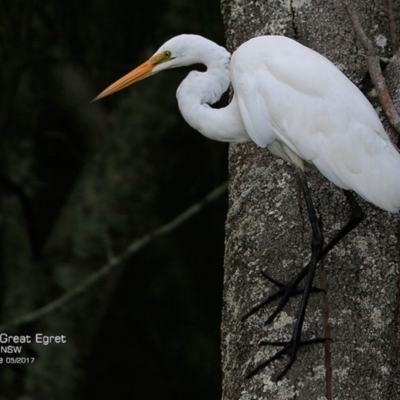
[231,36,347,98]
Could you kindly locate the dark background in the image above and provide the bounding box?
[0,1,228,398]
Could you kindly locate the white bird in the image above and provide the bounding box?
[95,34,400,380]
[95,34,400,212]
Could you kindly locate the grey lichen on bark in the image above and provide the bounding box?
[220,1,400,399]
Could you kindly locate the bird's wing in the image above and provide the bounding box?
[231,36,363,158]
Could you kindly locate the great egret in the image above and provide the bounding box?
[94,34,400,380]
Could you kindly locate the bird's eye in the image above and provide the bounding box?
[164,50,172,58]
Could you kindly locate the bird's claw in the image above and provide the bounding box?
[261,269,324,295]
[245,336,330,381]
[241,266,324,323]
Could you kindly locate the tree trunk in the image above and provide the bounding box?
[220,1,400,398]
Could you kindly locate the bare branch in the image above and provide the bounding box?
[385,0,398,54]
[345,3,400,136]
[0,182,228,331]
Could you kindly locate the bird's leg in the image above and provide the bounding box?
[241,169,322,323]
[319,189,364,258]
[245,168,325,380]
[244,178,365,380]
[242,189,364,323]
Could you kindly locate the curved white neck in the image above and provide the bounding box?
[175,43,250,143]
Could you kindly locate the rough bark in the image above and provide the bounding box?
[221,1,400,399]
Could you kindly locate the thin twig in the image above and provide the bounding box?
[345,3,400,136]
[385,0,399,54]
[0,182,228,331]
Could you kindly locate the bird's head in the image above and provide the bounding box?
[93,35,206,101]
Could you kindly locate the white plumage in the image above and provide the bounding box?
[95,34,400,212]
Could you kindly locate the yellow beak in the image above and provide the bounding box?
[93,53,163,101]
